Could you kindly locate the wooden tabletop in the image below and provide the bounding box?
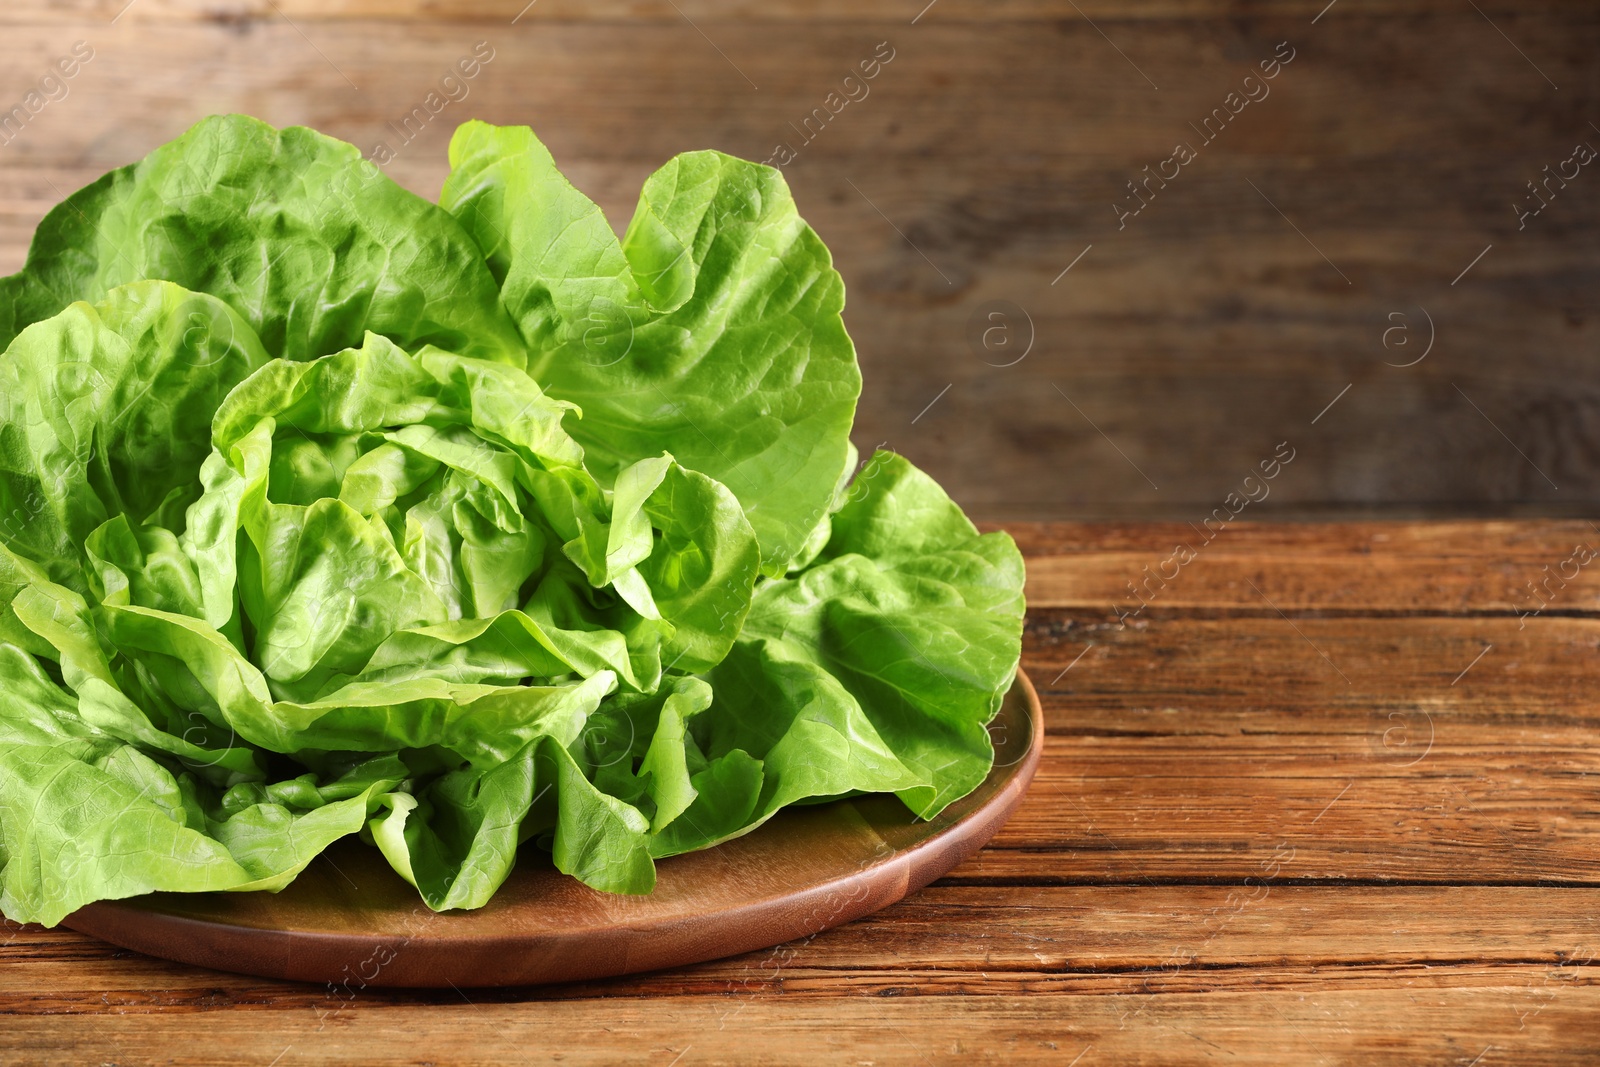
[4,519,1597,1064]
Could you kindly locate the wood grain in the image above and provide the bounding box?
[0,1,1542,24]
[1,989,1596,1066]
[1010,519,1600,612]
[986,523,1600,889]
[11,886,1600,1002]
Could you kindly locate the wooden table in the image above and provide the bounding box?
[4,520,1597,1064]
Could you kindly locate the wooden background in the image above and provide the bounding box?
[0,1,1595,521]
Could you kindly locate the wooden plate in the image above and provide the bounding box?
[63,671,1042,988]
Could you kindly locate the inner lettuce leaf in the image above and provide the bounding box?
[0,116,1025,927]
[441,122,861,576]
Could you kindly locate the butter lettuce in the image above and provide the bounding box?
[0,116,1022,926]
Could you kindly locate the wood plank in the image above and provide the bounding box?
[1000,520,1600,557]
[1027,613,1600,717]
[6,887,1598,1066]
[976,760,1600,883]
[0,1,1541,24]
[1,988,1595,1065]
[973,752,1600,884]
[1,22,1587,171]
[8,886,1600,1003]
[1013,521,1600,613]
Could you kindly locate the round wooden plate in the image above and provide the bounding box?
[63,671,1042,988]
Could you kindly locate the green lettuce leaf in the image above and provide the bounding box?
[0,280,271,585]
[194,331,757,702]
[441,121,861,575]
[0,641,406,926]
[737,450,1026,818]
[369,731,654,910]
[0,114,525,366]
[577,451,1025,857]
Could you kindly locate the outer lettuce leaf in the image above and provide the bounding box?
[370,732,654,910]
[441,122,861,575]
[0,281,271,584]
[0,642,406,926]
[736,450,1026,818]
[579,451,1025,858]
[2,740,252,926]
[0,114,525,366]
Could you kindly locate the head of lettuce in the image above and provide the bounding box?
[0,115,1023,926]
